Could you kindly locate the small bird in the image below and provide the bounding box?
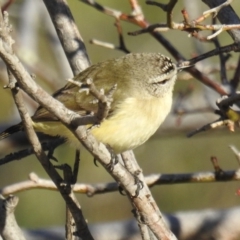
[0,53,177,153]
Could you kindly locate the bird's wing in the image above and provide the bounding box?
[32,85,102,123]
[32,62,117,122]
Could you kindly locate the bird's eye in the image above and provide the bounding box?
[152,79,169,85]
[160,79,168,84]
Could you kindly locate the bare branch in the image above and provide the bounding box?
[81,0,228,95]
[0,138,65,166]
[203,0,240,43]
[203,0,233,18]
[0,10,94,240]
[179,43,239,69]
[229,145,240,165]
[211,17,229,85]
[0,195,26,240]
[0,11,176,240]
[2,167,240,196]
[43,0,90,75]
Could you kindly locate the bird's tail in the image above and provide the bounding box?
[0,123,23,140]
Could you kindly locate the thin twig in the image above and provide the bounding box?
[0,138,66,166]
[146,0,178,29]
[2,168,240,196]
[229,145,240,165]
[179,43,239,69]
[203,0,240,44]
[187,119,234,137]
[211,17,229,85]
[1,0,14,12]
[203,0,233,18]
[81,0,229,95]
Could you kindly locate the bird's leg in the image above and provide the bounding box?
[47,146,58,162]
[106,147,119,171]
[121,151,144,197]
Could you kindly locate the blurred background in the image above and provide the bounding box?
[0,0,240,231]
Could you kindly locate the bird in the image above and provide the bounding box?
[0,53,177,153]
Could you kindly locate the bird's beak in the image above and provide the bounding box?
[176,62,194,72]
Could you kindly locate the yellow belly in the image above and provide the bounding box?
[32,96,172,153]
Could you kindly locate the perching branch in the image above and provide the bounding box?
[0,4,94,240]
[0,195,26,240]
[2,164,240,196]
[0,8,177,240]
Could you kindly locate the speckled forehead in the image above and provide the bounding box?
[160,56,175,73]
